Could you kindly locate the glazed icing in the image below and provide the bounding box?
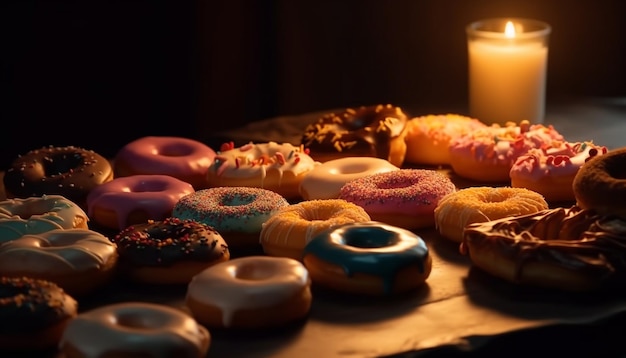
[186,256,310,327]
[449,120,565,165]
[338,169,456,216]
[408,114,487,147]
[303,221,430,294]
[113,217,229,266]
[301,104,408,162]
[0,228,117,275]
[114,136,216,189]
[86,174,195,230]
[299,157,400,200]
[209,141,317,185]
[60,302,210,357]
[510,141,608,180]
[461,206,626,287]
[0,195,88,243]
[172,187,289,234]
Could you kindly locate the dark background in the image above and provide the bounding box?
[2,0,625,169]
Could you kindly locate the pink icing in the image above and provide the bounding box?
[448,120,565,166]
[114,137,216,189]
[510,141,608,180]
[86,175,195,230]
[338,169,456,216]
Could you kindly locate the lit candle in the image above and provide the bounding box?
[467,18,551,125]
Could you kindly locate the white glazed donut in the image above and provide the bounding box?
[60,302,210,358]
[185,256,312,329]
[299,157,400,200]
[0,195,88,243]
[207,141,319,200]
[0,228,118,296]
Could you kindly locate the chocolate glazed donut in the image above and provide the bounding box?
[301,104,409,167]
[3,146,113,208]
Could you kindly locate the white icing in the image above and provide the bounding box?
[299,157,399,200]
[0,195,88,243]
[186,256,309,327]
[60,302,209,357]
[0,228,117,274]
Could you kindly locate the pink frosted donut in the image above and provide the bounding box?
[510,141,608,203]
[338,169,456,230]
[299,157,400,200]
[86,175,195,231]
[114,136,216,190]
[449,120,565,182]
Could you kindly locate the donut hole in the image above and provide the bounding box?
[220,194,255,207]
[342,227,396,248]
[158,143,194,157]
[131,180,171,193]
[43,153,84,177]
[0,285,27,300]
[115,310,170,329]
[607,165,626,180]
[330,163,370,175]
[234,261,275,280]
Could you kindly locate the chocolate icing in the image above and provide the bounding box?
[462,206,626,287]
[0,276,77,333]
[3,146,113,208]
[301,104,408,161]
[113,217,229,267]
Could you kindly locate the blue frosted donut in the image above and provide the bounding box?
[302,221,432,295]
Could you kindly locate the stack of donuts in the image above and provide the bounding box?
[0,102,624,356]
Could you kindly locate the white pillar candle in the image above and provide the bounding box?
[467,18,551,125]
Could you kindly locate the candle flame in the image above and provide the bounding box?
[504,21,516,38]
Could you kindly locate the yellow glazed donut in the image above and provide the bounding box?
[404,114,486,166]
[302,221,432,296]
[510,141,608,203]
[434,186,549,243]
[207,141,319,200]
[259,199,371,260]
[185,256,312,329]
[299,157,399,200]
[0,228,118,296]
[60,302,210,358]
[0,195,88,243]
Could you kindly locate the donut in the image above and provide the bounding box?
[112,217,230,285]
[461,206,626,292]
[404,114,487,166]
[299,157,400,200]
[434,187,549,243]
[300,104,409,167]
[2,145,114,209]
[207,141,318,200]
[573,146,626,219]
[0,276,78,351]
[114,136,216,190]
[302,221,432,296]
[0,228,118,296]
[510,141,608,203]
[185,255,312,329]
[0,194,88,243]
[86,174,195,231]
[172,187,289,252]
[259,199,371,260]
[338,169,456,230]
[60,302,210,358]
[448,120,565,182]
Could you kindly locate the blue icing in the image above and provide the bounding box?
[303,221,429,294]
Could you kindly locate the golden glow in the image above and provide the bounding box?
[504,21,516,38]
